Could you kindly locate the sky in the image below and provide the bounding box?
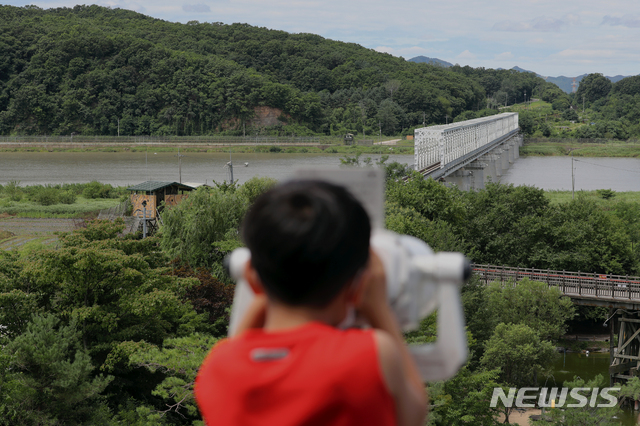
[5,0,640,77]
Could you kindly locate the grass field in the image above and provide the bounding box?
[522,140,640,157]
[0,137,415,155]
[545,190,640,205]
[0,196,122,218]
[0,216,76,250]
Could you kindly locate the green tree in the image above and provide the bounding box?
[519,111,535,135]
[484,279,575,341]
[161,186,248,268]
[385,201,468,253]
[427,367,502,426]
[126,333,219,421]
[386,173,466,229]
[1,314,113,425]
[535,375,621,426]
[576,73,612,104]
[377,99,403,135]
[480,322,556,388]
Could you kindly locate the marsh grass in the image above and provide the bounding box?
[545,190,640,205]
[522,141,640,157]
[0,194,122,218]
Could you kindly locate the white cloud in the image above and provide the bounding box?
[494,52,514,60]
[456,50,476,60]
[182,3,210,13]
[492,15,579,32]
[374,46,396,55]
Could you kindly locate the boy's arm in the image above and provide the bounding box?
[230,294,267,337]
[359,251,428,426]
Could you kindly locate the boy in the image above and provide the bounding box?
[195,180,427,426]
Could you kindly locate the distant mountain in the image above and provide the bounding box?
[411,58,634,93]
[509,67,634,93]
[511,66,535,74]
[408,56,453,68]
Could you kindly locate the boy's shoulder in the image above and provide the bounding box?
[195,323,397,425]
[199,323,385,379]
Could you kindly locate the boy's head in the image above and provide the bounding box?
[242,180,371,308]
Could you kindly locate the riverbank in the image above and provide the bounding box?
[545,190,640,205]
[522,139,640,157]
[0,139,414,155]
[558,334,611,353]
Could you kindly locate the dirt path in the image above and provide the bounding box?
[0,217,75,249]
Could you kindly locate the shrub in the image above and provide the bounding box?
[83,181,113,199]
[268,146,282,153]
[58,190,77,204]
[597,189,616,199]
[33,186,59,206]
[4,180,22,201]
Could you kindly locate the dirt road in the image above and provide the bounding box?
[0,217,75,250]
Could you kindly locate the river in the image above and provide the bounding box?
[0,151,412,186]
[501,157,640,191]
[1,151,639,190]
[544,352,637,425]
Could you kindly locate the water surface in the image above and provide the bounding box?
[501,157,640,191]
[0,151,412,186]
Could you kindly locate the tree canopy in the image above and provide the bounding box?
[0,5,554,137]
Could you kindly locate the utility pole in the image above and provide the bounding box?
[117,118,120,137]
[146,148,149,182]
[571,151,575,200]
[177,147,183,183]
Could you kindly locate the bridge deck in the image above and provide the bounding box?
[473,264,640,308]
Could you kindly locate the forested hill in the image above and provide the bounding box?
[0,4,552,137]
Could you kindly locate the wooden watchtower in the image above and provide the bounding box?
[126,181,201,234]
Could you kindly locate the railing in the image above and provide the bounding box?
[413,113,519,171]
[473,264,640,301]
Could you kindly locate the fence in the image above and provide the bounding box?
[524,137,640,144]
[0,135,325,145]
[473,264,640,301]
[97,200,130,221]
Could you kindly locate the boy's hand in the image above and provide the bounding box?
[357,250,391,326]
[232,293,267,336]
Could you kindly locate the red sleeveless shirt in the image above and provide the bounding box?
[195,322,396,426]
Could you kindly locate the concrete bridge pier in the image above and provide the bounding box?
[507,141,515,164]
[513,135,522,160]
[478,153,498,183]
[446,169,473,191]
[500,147,509,172]
[467,162,487,190]
[491,149,504,177]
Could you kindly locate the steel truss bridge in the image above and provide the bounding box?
[413,113,521,189]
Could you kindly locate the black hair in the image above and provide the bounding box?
[241,180,371,307]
